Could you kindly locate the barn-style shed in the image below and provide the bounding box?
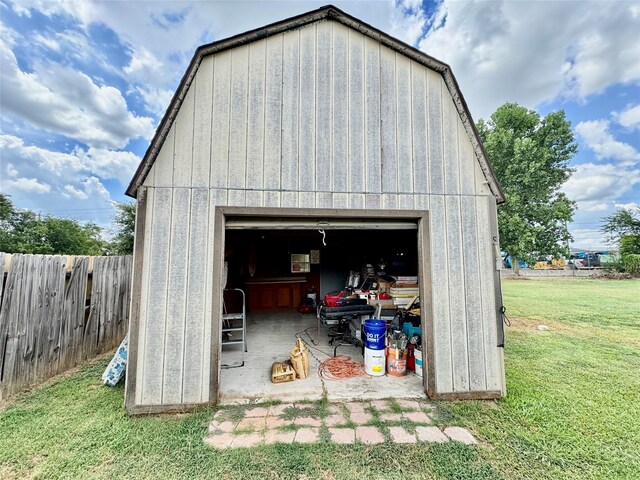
[125,5,506,414]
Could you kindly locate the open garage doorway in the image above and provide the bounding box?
[216,209,432,404]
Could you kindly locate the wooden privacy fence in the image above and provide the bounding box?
[0,253,132,399]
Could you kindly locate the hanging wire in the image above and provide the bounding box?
[318,229,326,246]
[498,305,510,348]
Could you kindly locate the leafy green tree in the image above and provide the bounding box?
[477,103,577,274]
[109,201,136,255]
[0,194,106,255]
[601,207,640,274]
[41,217,105,255]
[601,207,640,253]
[0,193,12,220]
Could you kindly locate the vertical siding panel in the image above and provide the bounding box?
[443,93,469,391]
[459,118,486,391]
[141,188,172,404]
[412,65,429,196]
[282,30,300,208]
[445,194,470,390]
[316,192,333,208]
[316,21,331,193]
[229,45,249,206]
[202,189,226,401]
[182,189,209,403]
[475,159,491,196]
[143,163,155,187]
[162,189,191,404]
[349,194,365,209]
[299,192,316,208]
[192,57,213,188]
[348,29,365,195]
[462,195,486,391]
[380,46,397,193]
[155,127,174,185]
[332,23,348,196]
[396,54,412,194]
[333,193,348,209]
[399,195,414,210]
[415,194,429,211]
[430,195,453,393]
[264,34,283,207]
[211,52,231,189]
[477,196,501,391]
[382,194,398,210]
[173,83,195,186]
[427,71,444,194]
[459,119,475,196]
[246,40,266,207]
[366,194,381,209]
[364,37,381,194]
[135,188,154,405]
[299,24,316,196]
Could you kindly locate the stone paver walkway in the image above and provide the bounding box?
[204,398,478,449]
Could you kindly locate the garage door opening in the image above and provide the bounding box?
[218,214,429,403]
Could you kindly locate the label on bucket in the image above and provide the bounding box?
[364,319,386,350]
[372,365,383,373]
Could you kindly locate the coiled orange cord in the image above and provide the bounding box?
[318,355,371,381]
[295,328,372,381]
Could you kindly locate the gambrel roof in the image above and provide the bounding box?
[126,4,504,202]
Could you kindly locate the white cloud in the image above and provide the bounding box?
[615,202,639,211]
[135,85,174,117]
[570,228,613,250]
[0,134,117,227]
[6,163,18,177]
[575,120,640,165]
[63,176,110,201]
[389,0,427,46]
[33,32,60,51]
[574,201,610,213]
[0,38,154,149]
[0,134,141,184]
[63,184,89,200]
[563,162,640,205]
[419,1,640,120]
[123,46,163,79]
[612,104,640,130]
[6,177,51,193]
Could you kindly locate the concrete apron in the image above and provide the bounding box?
[219,312,425,404]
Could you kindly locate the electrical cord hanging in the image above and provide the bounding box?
[498,305,510,348]
[318,229,326,246]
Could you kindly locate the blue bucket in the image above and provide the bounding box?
[364,319,387,350]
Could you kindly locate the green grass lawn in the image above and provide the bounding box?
[1,278,638,479]
[439,278,640,479]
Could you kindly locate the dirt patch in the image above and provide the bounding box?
[508,317,577,334]
[508,317,640,348]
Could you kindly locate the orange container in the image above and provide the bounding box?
[386,347,408,376]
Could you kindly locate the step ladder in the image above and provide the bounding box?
[222,289,247,368]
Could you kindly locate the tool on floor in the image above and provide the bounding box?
[290,338,310,379]
[271,360,296,383]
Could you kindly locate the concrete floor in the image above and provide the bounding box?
[219,311,426,404]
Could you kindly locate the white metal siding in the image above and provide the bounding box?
[136,19,504,406]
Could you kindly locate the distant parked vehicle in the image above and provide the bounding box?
[502,253,527,269]
[570,253,601,269]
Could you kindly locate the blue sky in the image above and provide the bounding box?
[1,0,638,249]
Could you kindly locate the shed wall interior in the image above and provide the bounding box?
[126,17,506,412]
